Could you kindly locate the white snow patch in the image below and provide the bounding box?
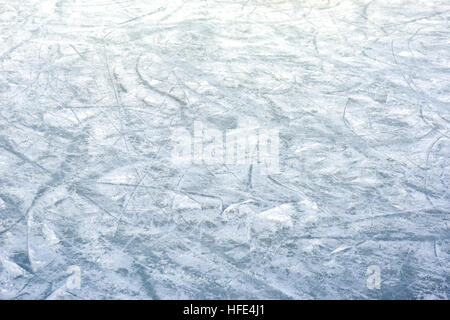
[299,199,319,211]
[172,194,201,210]
[331,245,351,255]
[0,258,29,278]
[257,203,294,227]
[223,199,256,214]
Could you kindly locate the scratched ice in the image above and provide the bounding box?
[0,0,449,299]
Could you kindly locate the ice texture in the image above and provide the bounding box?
[0,0,449,299]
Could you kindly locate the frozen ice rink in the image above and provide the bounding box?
[0,0,448,299]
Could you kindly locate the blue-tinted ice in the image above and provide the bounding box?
[0,0,448,299]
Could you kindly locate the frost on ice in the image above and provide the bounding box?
[0,0,449,299]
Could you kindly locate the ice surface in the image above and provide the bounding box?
[0,0,449,299]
